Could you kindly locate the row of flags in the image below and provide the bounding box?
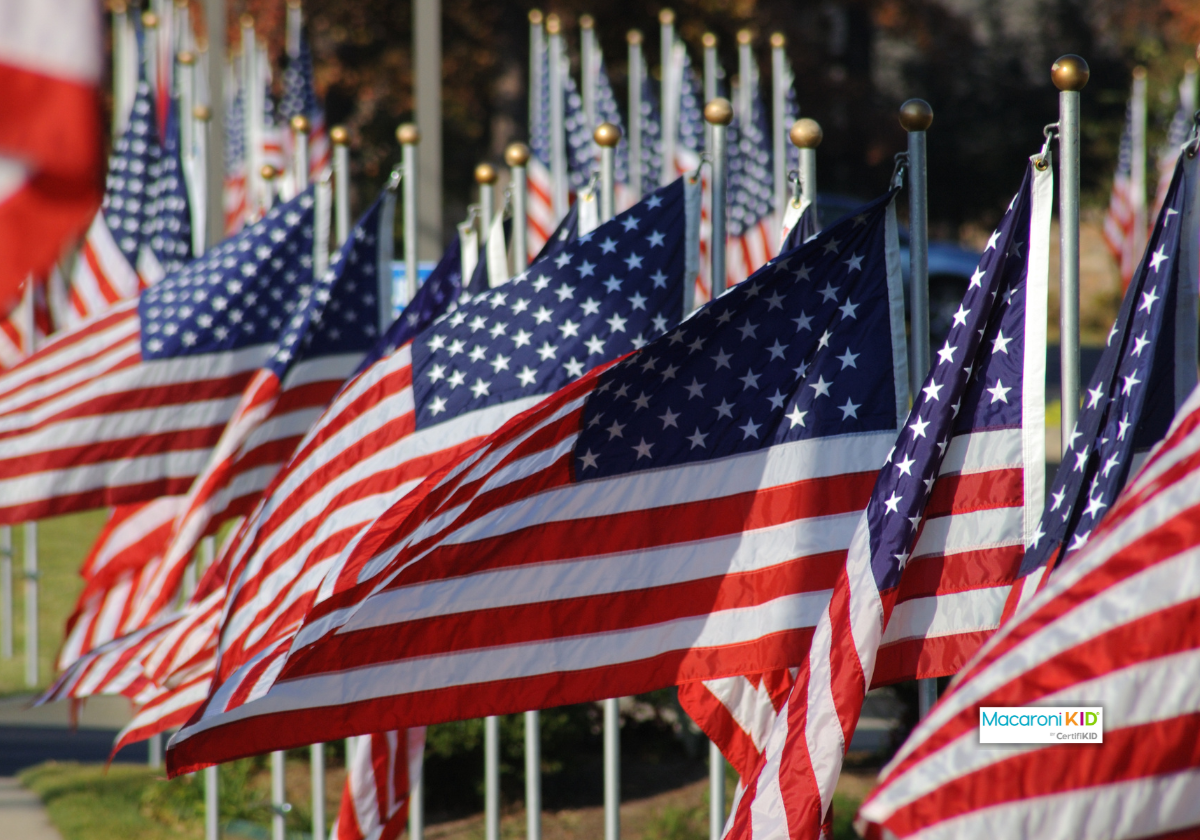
[6,7,1200,839]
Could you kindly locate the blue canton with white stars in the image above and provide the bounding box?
[676,50,706,155]
[103,74,160,267]
[280,197,384,375]
[1019,157,1190,578]
[726,79,774,237]
[636,67,664,187]
[139,189,315,368]
[411,181,687,429]
[868,167,1036,591]
[145,99,194,272]
[280,34,322,122]
[575,189,900,480]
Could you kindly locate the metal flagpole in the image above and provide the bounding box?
[581,16,597,130]
[271,749,289,840]
[1186,57,1199,117]
[331,127,350,246]
[292,116,311,193]
[1052,55,1089,454]
[205,765,220,840]
[770,33,788,229]
[705,98,732,299]
[546,15,567,222]
[709,741,724,840]
[414,0,442,262]
[143,11,160,104]
[507,143,530,269]
[311,742,326,840]
[627,31,644,201]
[24,522,37,686]
[398,124,421,304]
[241,15,260,222]
[409,738,424,840]
[1,525,10,658]
[192,104,211,254]
[792,118,819,207]
[112,1,129,139]
[1131,66,1148,262]
[203,0,225,250]
[594,121,623,840]
[659,9,676,187]
[702,33,717,160]
[477,157,500,840]
[736,31,752,128]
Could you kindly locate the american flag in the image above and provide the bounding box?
[858,372,1200,835]
[527,24,556,258]
[171,182,693,746]
[720,161,1052,839]
[568,48,629,192]
[1103,102,1140,287]
[0,189,316,524]
[224,83,248,234]
[57,496,184,673]
[280,32,332,182]
[128,193,386,629]
[164,184,903,772]
[1152,74,1197,220]
[634,53,664,195]
[670,46,712,306]
[332,729,426,840]
[1006,153,1195,616]
[0,0,103,309]
[141,99,196,283]
[0,276,53,369]
[724,77,778,288]
[67,72,160,326]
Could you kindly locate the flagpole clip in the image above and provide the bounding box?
[688,154,710,185]
[890,152,908,190]
[385,164,403,193]
[787,170,803,208]
[1035,123,1059,171]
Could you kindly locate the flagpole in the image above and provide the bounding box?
[271,749,289,840]
[792,118,819,207]
[1131,66,1148,262]
[736,31,752,128]
[592,120,624,840]
[292,116,311,193]
[627,31,643,200]
[112,1,129,139]
[706,98,732,299]
[311,742,326,840]
[1,525,10,659]
[507,143,530,269]
[331,127,350,246]
[1178,113,1200,407]
[206,765,219,840]
[193,104,211,254]
[24,522,37,687]
[702,33,717,158]
[242,15,260,222]
[581,15,596,130]
[659,9,676,187]
[900,100,933,386]
[1052,55,1089,454]
[770,33,788,229]
[203,0,226,250]
[399,124,421,304]
[144,11,160,106]
[547,15,567,221]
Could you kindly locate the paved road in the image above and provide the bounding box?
[0,726,149,776]
[0,777,63,840]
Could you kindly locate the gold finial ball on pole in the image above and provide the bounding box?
[529,9,543,25]
[291,115,311,134]
[396,123,420,145]
[545,13,561,34]
[1051,55,1090,91]
[737,29,753,46]
[287,0,302,8]
[580,14,594,30]
[261,164,278,181]
[475,163,498,185]
[627,30,643,45]
[330,126,349,145]
[505,143,531,167]
[659,9,675,25]
[110,1,128,14]
[899,98,934,132]
[704,97,734,126]
[178,51,195,66]
[175,0,189,8]
[770,32,785,48]
[193,105,212,121]
[790,118,822,149]
[241,13,255,29]
[594,123,622,147]
[702,33,717,49]
[142,10,158,28]
[1132,65,1147,81]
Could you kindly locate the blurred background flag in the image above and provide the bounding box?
[1103,102,1139,287]
[332,729,426,840]
[0,0,104,315]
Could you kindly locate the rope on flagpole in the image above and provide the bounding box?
[1052,55,1089,459]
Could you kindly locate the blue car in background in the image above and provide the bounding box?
[817,194,982,348]
[394,194,981,347]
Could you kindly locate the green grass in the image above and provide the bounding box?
[20,762,190,840]
[0,510,109,693]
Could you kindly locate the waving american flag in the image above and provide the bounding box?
[720,159,1052,839]
[164,183,902,772]
[0,189,317,524]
